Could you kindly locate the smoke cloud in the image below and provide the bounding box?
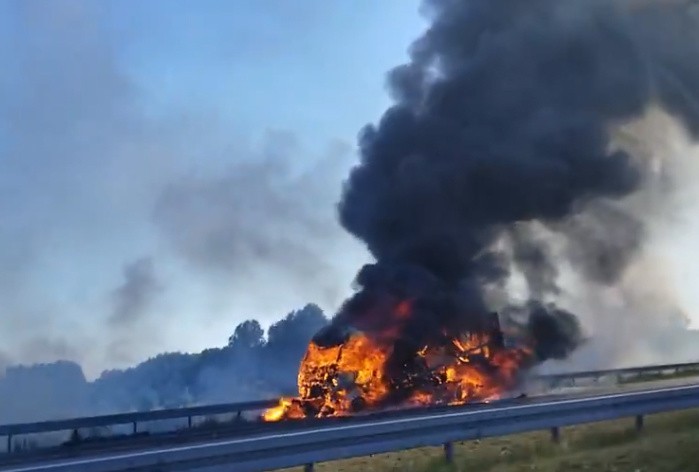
[0,0,193,372]
[0,361,89,424]
[0,351,10,375]
[109,258,162,326]
[329,0,699,364]
[543,104,699,370]
[104,257,165,367]
[153,134,363,314]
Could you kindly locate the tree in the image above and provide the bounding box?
[266,304,328,361]
[228,319,265,350]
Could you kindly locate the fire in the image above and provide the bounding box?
[262,397,294,422]
[264,301,534,421]
[264,333,392,420]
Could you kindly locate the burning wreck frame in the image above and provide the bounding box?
[265,310,534,421]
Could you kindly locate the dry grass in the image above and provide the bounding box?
[620,369,699,385]
[278,409,699,472]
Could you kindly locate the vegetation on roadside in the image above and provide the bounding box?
[619,368,699,385]
[281,408,699,472]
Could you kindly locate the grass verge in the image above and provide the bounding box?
[279,408,699,472]
[620,369,699,385]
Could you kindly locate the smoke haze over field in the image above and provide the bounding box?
[152,135,359,310]
[0,304,328,424]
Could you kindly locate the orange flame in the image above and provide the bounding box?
[264,301,533,421]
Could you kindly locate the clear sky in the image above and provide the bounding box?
[0,0,426,377]
[2,0,699,379]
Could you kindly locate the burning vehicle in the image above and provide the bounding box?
[264,264,580,421]
[263,310,528,421]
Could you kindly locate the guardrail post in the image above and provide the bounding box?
[635,414,644,432]
[6,434,11,453]
[550,426,560,443]
[187,416,192,428]
[236,410,242,421]
[303,463,314,472]
[132,421,137,435]
[444,441,454,463]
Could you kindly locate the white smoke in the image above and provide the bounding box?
[518,107,699,371]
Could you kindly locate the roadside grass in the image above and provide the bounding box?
[620,369,699,385]
[280,408,699,472]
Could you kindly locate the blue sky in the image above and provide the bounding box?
[107,0,424,146]
[0,0,426,376]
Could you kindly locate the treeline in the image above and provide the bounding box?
[0,304,328,423]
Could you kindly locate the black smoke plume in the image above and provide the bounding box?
[323,0,699,363]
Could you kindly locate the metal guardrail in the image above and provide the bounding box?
[533,360,699,385]
[2,384,698,472]
[0,399,278,454]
